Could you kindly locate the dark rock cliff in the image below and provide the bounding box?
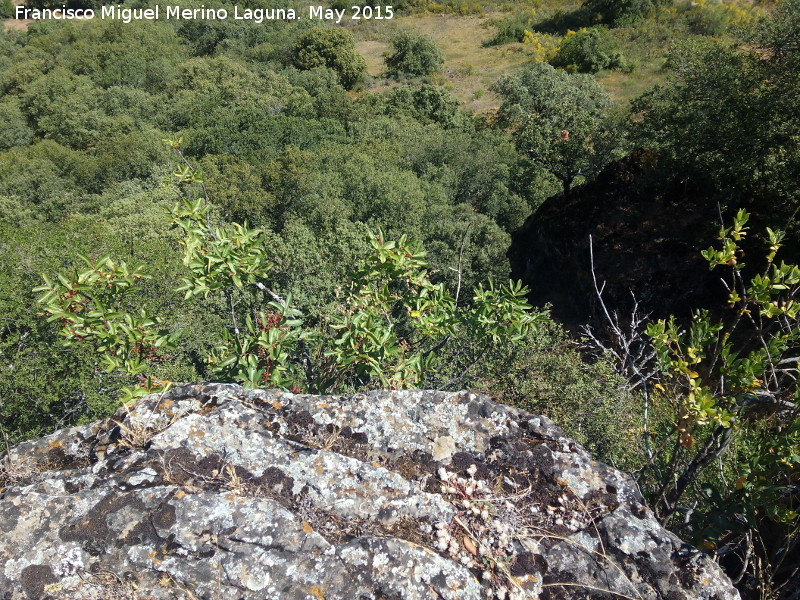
[508,150,723,329]
[1,383,739,599]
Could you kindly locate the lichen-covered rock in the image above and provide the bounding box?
[0,383,740,600]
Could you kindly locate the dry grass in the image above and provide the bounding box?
[354,13,544,114]
[0,450,37,489]
[351,9,673,112]
[42,570,153,599]
[113,385,177,451]
[2,19,31,31]
[0,428,38,489]
[596,68,663,105]
[350,0,762,113]
[42,569,197,600]
[2,0,31,32]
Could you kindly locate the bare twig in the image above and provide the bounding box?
[583,236,658,466]
[254,281,286,306]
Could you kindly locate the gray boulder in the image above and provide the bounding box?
[0,383,739,600]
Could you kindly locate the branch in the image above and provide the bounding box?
[660,425,734,519]
[254,282,286,306]
[172,146,209,203]
[583,236,658,465]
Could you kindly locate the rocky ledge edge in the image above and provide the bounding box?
[1,383,739,600]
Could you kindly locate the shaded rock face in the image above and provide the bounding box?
[508,150,723,329]
[1,383,739,600]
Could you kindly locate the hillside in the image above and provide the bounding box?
[1,0,799,598]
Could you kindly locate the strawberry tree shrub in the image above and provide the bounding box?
[33,150,543,402]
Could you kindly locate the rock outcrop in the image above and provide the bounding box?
[1,383,739,600]
[508,150,723,329]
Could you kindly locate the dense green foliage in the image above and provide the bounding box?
[0,11,541,445]
[37,187,540,396]
[492,62,621,196]
[385,84,462,127]
[292,26,367,89]
[633,0,800,228]
[485,12,538,46]
[583,0,666,26]
[385,30,444,77]
[552,26,624,73]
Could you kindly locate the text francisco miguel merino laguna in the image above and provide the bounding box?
[15,4,395,23]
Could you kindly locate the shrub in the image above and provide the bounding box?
[589,209,800,594]
[385,84,461,127]
[521,30,561,63]
[485,11,536,46]
[644,210,800,520]
[0,100,33,150]
[34,253,180,402]
[37,214,541,394]
[552,27,624,73]
[292,27,366,90]
[34,151,544,397]
[582,0,667,27]
[673,0,734,36]
[385,30,444,78]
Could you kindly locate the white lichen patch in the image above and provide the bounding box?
[239,563,271,591]
[54,546,85,576]
[337,537,485,600]
[557,467,604,499]
[149,404,456,526]
[432,436,457,461]
[568,530,600,554]
[125,466,158,486]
